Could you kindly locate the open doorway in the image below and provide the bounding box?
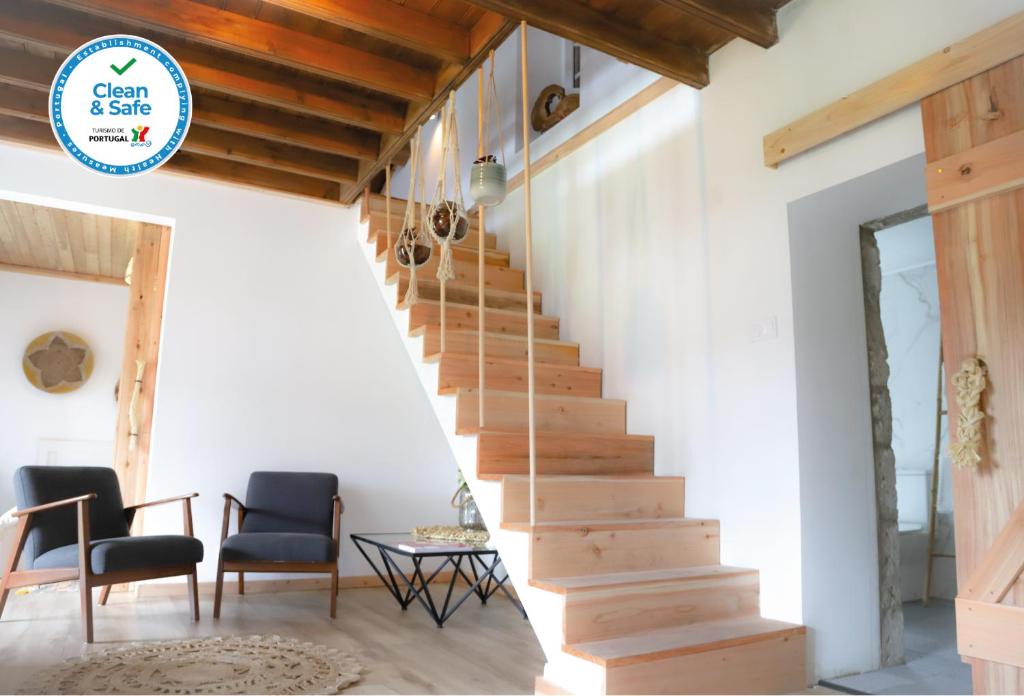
[0,195,171,585]
[828,210,966,694]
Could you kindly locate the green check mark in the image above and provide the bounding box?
[110,57,137,75]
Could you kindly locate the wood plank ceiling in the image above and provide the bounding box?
[0,199,158,284]
[0,0,787,205]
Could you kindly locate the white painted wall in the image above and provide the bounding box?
[0,143,459,581]
[0,273,128,512]
[392,0,1024,680]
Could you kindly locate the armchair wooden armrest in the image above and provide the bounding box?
[331,495,343,551]
[219,493,246,543]
[13,493,97,517]
[124,492,198,512]
[124,493,198,536]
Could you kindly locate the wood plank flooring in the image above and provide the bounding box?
[0,586,543,694]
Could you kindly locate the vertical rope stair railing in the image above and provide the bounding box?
[519,21,538,528]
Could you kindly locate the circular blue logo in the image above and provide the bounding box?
[49,35,192,177]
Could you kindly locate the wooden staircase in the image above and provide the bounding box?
[361,193,807,694]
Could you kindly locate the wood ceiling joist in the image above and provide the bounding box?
[340,15,517,203]
[42,0,436,101]
[257,0,471,63]
[652,0,780,49]
[457,0,709,88]
[0,114,343,202]
[0,81,358,183]
[191,92,378,161]
[0,1,406,134]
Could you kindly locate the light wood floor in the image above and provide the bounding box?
[0,586,544,694]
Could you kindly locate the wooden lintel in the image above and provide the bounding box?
[926,129,1024,212]
[763,10,1024,167]
[0,261,126,285]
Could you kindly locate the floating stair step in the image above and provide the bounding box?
[398,277,541,313]
[376,230,509,267]
[438,353,601,397]
[477,430,653,479]
[407,301,560,340]
[532,565,759,644]
[501,475,682,523]
[507,518,719,579]
[362,191,480,224]
[566,617,807,695]
[418,327,580,366]
[387,260,523,292]
[366,211,493,246]
[456,389,625,435]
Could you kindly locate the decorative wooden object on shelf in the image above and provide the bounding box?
[531,84,579,133]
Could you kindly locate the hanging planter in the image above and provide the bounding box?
[430,200,469,243]
[470,155,507,207]
[394,226,432,268]
[397,127,431,306]
[427,92,468,283]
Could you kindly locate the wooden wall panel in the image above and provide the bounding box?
[923,54,1024,693]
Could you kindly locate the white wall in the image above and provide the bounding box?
[392,0,1024,680]
[0,273,128,512]
[0,143,459,581]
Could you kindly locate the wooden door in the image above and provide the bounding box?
[922,55,1024,694]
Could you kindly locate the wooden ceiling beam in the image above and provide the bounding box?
[0,79,356,186]
[0,1,406,134]
[258,0,470,63]
[457,0,709,87]
[191,92,380,161]
[0,114,343,201]
[41,0,435,101]
[652,0,780,49]
[340,17,517,203]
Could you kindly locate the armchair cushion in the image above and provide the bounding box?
[33,535,204,574]
[241,472,338,536]
[222,533,334,563]
[14,466,130,564]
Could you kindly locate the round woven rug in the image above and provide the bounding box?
[20,635,363,695]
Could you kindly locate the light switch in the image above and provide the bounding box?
[749,315,779,343]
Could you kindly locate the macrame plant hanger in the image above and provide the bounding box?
[396,126,432,306]
[428,91,469,284]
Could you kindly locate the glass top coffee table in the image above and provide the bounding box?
[350,532,526,628]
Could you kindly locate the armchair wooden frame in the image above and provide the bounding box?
[213,493,343,619]
[0,492,200,643]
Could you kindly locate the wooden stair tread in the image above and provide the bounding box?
[402,298,554,318]
[397,277,542,313]
[502,517,713,532]
[376,237,510,265]
[529,565,755,594]
[564,616,806,667]
[480,428,653,443]
[436,353,600,373]
[419,330,578,350]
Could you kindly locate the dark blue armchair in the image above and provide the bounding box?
[214,471,343,618]
[0,466,203,642]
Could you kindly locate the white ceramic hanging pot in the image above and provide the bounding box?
[470,156,507,207]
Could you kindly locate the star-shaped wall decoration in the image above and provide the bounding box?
[22,331,95,394]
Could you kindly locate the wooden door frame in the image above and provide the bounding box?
[112,222,172,515]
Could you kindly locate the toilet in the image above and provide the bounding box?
[896,468,930,533]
